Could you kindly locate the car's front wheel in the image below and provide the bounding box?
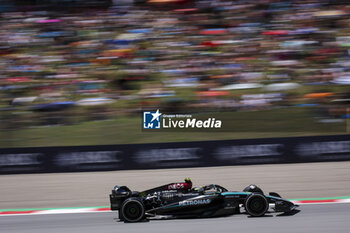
[244,193,269,217]
[120,197,145,223]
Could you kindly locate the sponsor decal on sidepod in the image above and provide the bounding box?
[179,199,211,206]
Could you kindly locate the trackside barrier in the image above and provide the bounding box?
[0,134,350,174]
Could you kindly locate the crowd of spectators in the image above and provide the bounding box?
[0,0,349,128]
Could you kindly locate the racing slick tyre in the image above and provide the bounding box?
[244,193,269,217]
[120,197,145,223]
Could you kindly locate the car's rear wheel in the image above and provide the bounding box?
[120,198,145,222]
[244,193,269,217]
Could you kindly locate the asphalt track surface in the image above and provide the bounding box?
[1,161,350,209]
[1,204,350,233]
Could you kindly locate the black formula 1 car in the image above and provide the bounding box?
[109,180,299,223]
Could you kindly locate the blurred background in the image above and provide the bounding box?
[0,0,349,147]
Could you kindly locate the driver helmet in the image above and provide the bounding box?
[185,178,192,183]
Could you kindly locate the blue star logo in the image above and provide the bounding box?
[143,110,162,129]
